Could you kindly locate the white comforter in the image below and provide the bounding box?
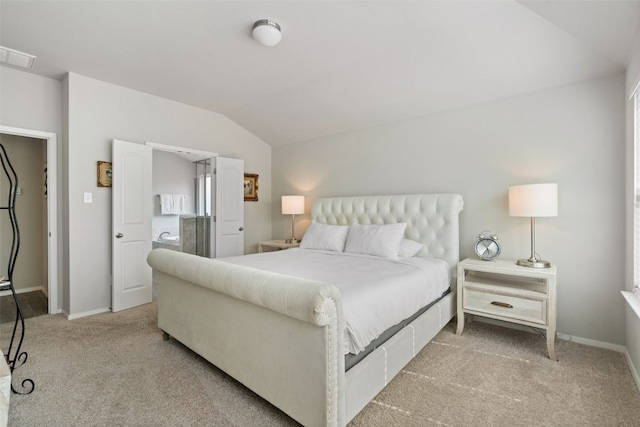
[221,249,450,355]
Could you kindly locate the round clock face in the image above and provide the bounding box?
[475,237,501,261]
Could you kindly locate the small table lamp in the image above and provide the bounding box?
[282,195,304,244]
[509,183,558,268]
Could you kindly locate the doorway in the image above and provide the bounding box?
[148,141,217,259]
[0,125,58,315]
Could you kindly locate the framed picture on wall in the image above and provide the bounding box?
[244,173,258,202]
[97,161,112,187]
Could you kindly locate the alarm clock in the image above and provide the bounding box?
[474,230,501,261]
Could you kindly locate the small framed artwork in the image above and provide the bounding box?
[244,173,259,202]
[97,161,112,187]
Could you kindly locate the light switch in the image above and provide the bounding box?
[84,192,93,203]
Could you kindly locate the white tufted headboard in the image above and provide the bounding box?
[311,194,464,283]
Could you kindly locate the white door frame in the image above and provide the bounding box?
[145,142,218,162]
[0,125,59,314]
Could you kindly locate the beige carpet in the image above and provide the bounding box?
[3,302,640,426]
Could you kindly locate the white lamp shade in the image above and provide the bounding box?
[252,20,282,47]
[509,183,558,217]
[282,195,304,215]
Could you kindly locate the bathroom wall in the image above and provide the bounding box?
[151,150,195,240]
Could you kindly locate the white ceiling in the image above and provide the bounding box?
[1,1,639,147]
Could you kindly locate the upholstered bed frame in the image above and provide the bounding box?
[147,193,463,427]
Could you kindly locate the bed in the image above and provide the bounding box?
[147,193,463,426]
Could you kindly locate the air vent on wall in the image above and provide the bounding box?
[0,46,36,70]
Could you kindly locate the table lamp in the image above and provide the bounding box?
[509,183,558,268]
[282,195,304,244]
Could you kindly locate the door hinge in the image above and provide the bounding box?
[213,167,217,174]
[214,215,217,222]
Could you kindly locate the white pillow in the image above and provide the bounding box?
[344,223,407,260]
[300,222,349,252]
[398,239,423,257]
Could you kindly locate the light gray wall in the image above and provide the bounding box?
[273,74,626,346]
[0,134,45,292]
[66,72,272,317]
[151,150,196,239]
[0,66,64,310]
[0,67,62,132]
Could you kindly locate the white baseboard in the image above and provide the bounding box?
[556,332,626,353]
[475,317,626,352]
[65,307,110,320]
[0,285,46,298]
[624,348,640,393]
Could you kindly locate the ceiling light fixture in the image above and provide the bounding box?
[0,46,36,70]
[252,19,282,47]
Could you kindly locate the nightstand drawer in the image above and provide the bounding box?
[462,286,547,325]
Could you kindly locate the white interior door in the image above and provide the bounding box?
[215,157,244,257]
[112,139,152,312]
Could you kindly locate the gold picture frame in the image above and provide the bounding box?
[244,173,259,202]
[97,161,112,187]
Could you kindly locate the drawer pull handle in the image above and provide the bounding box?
[491,301,513,308]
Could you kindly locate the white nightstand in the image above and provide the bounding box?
[258,240,300,253]
[456,258,558,361]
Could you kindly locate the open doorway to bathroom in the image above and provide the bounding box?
[147,142,217,300]
[146,141,244,299]
[150,150,215,257]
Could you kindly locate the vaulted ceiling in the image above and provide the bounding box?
[1,1,639,147]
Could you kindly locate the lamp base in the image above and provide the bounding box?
[516,258,551,268]
[285,238,298,244]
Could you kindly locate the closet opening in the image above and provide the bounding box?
[0,125,58,316]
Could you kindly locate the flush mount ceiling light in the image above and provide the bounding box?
[0,46,36,70]
[252,19,282,47]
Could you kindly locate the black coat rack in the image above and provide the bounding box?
[0,143,34,394]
